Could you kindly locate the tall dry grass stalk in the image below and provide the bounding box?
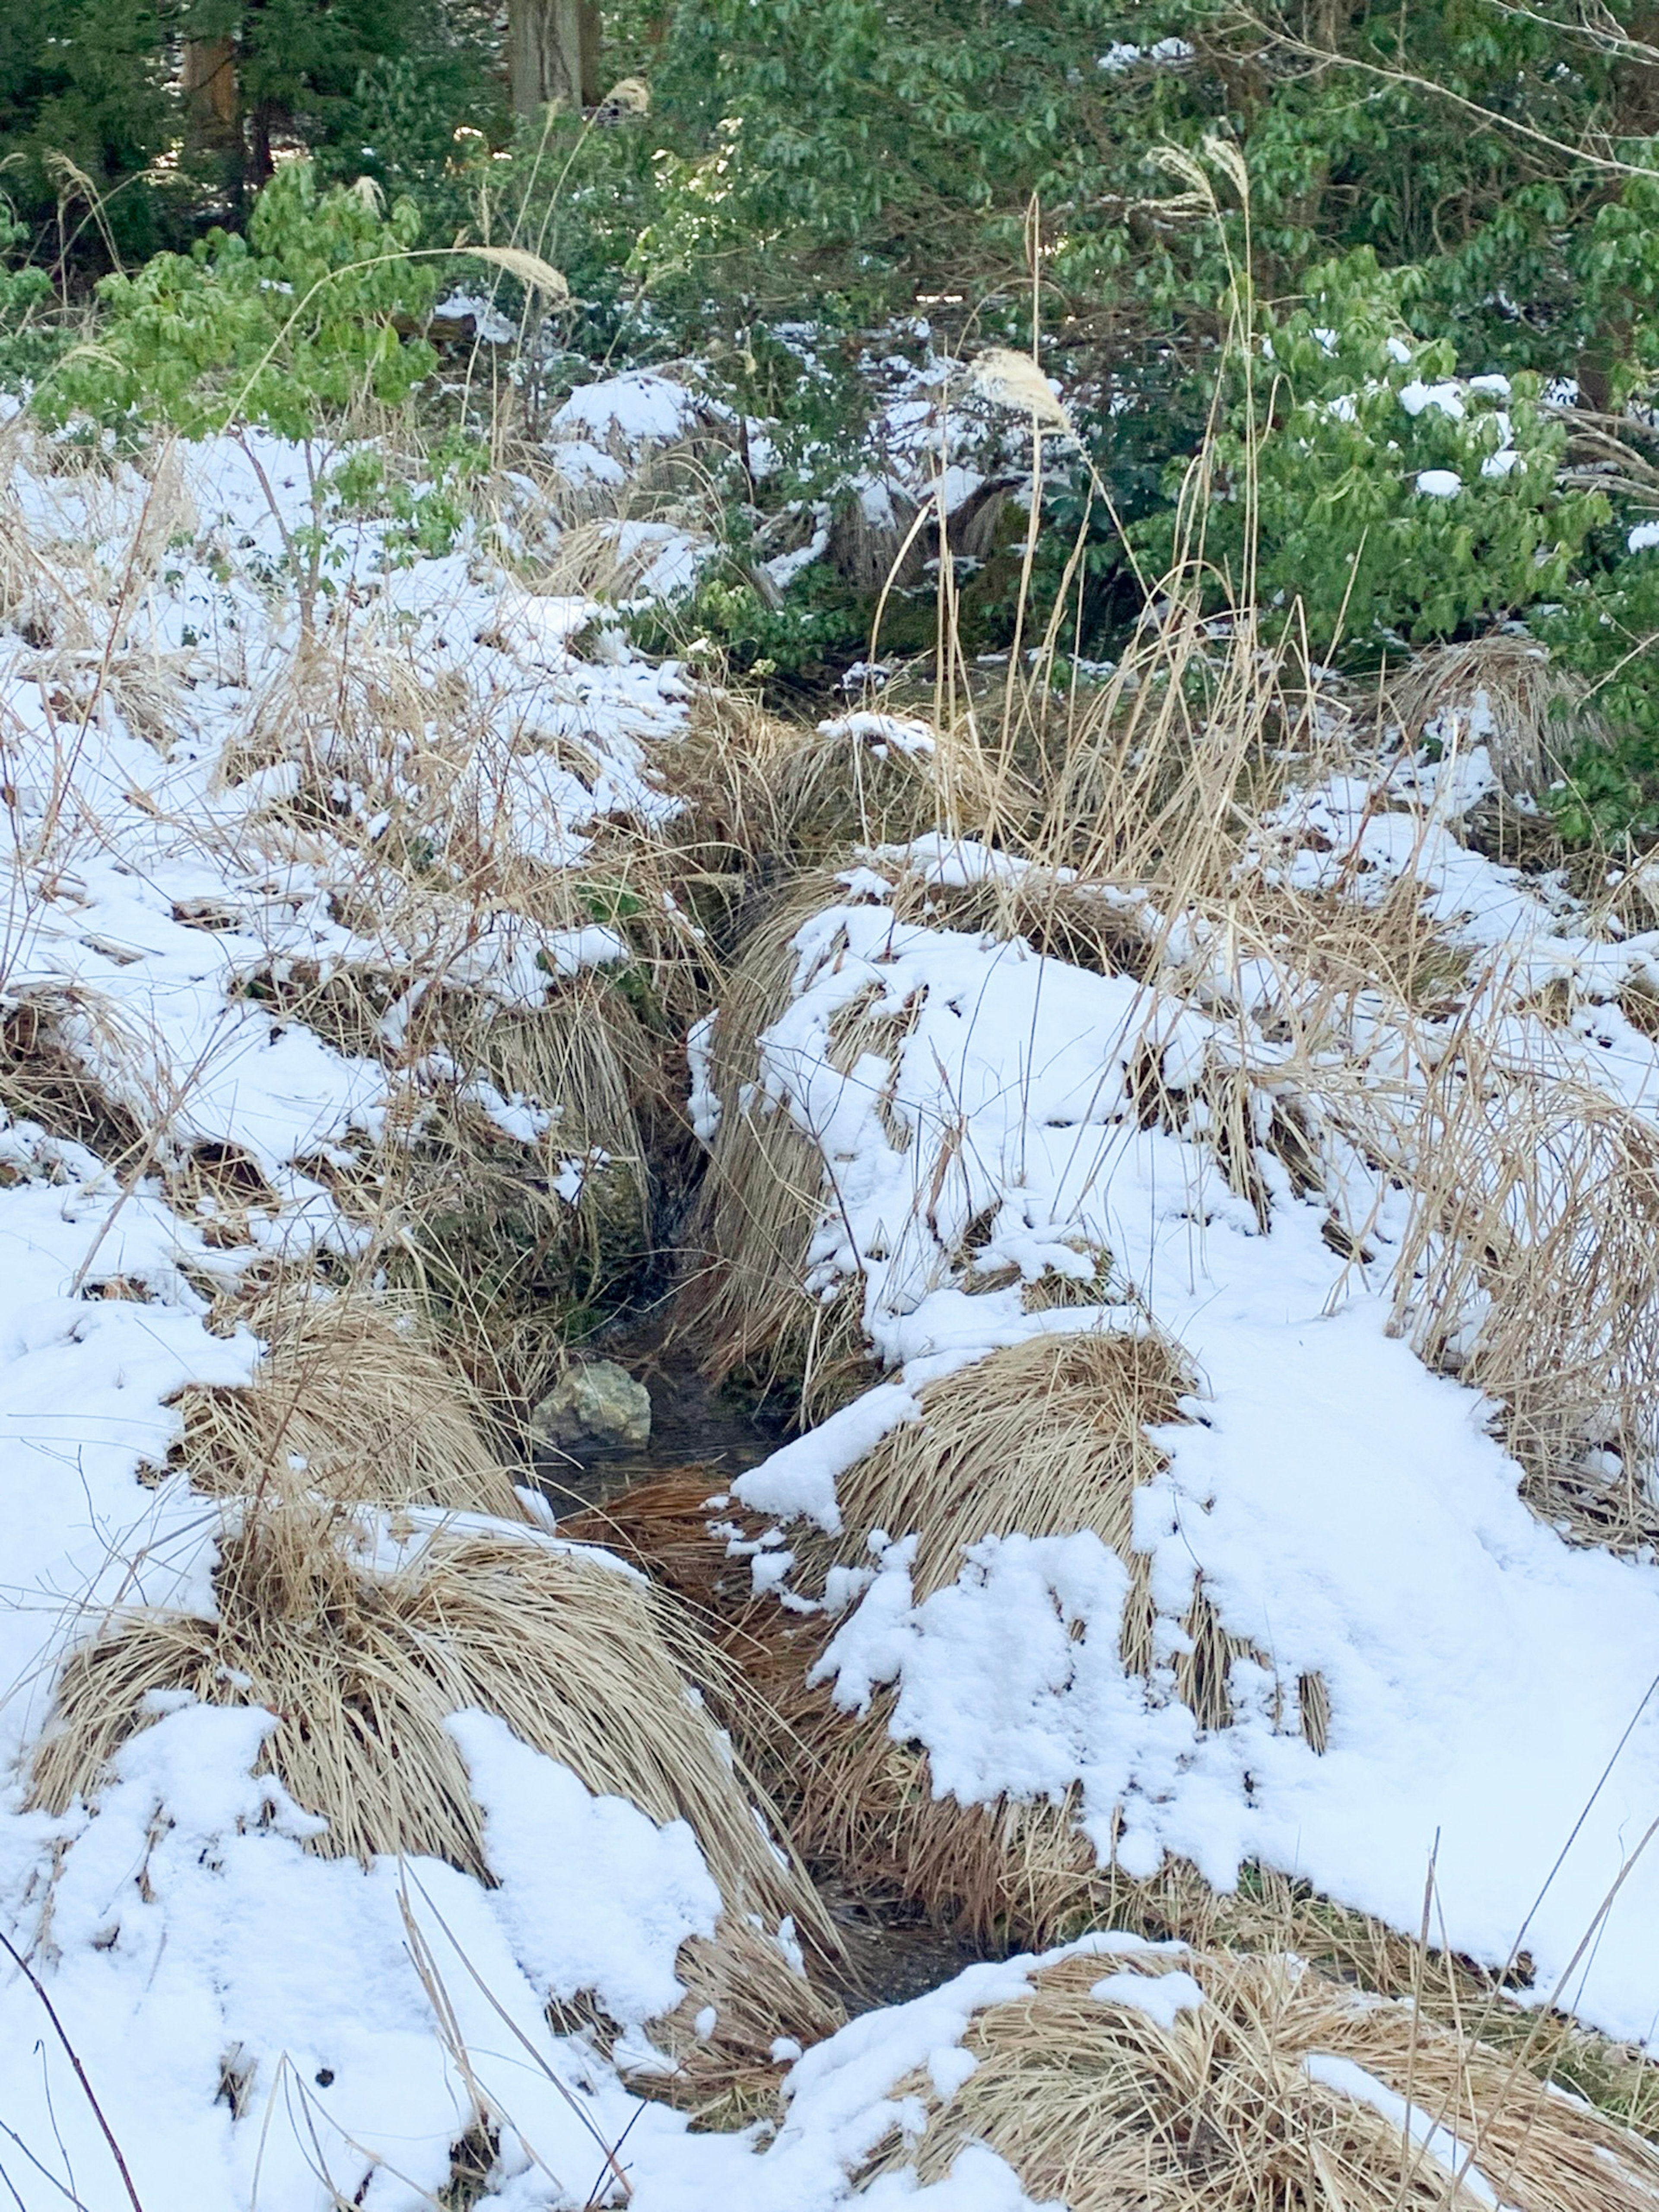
[1390,1060,1659,1547]
[861,1945,1659,2211]
[32,1497,839,2086]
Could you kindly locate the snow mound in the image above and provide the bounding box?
[719,841,1659,2045]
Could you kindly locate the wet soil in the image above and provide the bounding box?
[528,1316,780,1518]
[529,1318,1009,2016]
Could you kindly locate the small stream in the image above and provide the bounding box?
[529,1323,996,2015]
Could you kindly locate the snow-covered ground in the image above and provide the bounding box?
[0,399,1091,2212]
[3,384,1659,2212]
[724,801,1659,2050]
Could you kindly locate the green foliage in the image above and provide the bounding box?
[1541,543,1659,844]
[6,0,1659,835]
[0,0,503,268]
[626,563,861,686]
[34,163,485,619]
[0,213,59,389]
[0,0,175,263]
[39,160,437,440]
[1156,251,1607,654]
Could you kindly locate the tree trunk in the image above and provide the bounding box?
[509,0,601,116]
[181,36,240,149]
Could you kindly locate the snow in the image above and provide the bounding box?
[432,290,517,344]
[6,379,1659,2209]
[1097,37,1194,68]
[0,417,1075,2212]
[1416,468,1462,497]
[818,713,938,760]
[550,370,705,456]
[719,840,1659,2045]
[1400,380,1466,420]
[448,1710,722,2025]
[1089,1967,1205,2028]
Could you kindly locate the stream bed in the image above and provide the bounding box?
[531,1322,998,2016]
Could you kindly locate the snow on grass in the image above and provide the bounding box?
[0,423,1067,2212]
[725,842,1659,2046]
[0,425,694,1239]
[6,402,1659,2207]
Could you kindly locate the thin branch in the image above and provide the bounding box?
[1242,11,1659,179]
[0,1930,146,2212]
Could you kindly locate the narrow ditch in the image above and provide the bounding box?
[529,1321,1001,2019]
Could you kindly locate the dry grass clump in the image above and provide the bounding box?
[812,1332,1326,1748]
[564,1473,1659,2135]
[686,872,887,1417]
[674,686,1008,875]
[0,986,294,1249]
[0,992,150,1167]
[1394,1070,1659,1550]
[562,1469,1123,1945]
[168,1285,529,1517]
[32,1497,839,2089]
[566,1436,1327,1965]
[860,1945,1659,2211]
[830,1329,1182,1593]
[1389,634,1605,796]
[272,965,678,1421]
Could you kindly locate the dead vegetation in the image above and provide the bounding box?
[861,1945,1659,2211]
[1389,633,1606,796]
[566,1464,1659,2151]
[566,1452,1329,1964]
[10,381,1659,2198]
[165,1284,531,1517]
[31,1493,841,2094]
[1392,1066,1659,1551]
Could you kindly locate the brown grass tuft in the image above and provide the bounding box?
[686,872,883,1418]
[168,1285,530,1517]
[32,1497,839,2088]
[861,1945,1659,2211]
[827,1328,1186,1599]
[566,1459,1329,1955]
[1393,1068,1659,1551]
[1389,635,1605,796]
[803,1332,1322,1748]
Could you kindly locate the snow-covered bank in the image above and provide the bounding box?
[717,823,1659,2048]
[4,390,1659,2212]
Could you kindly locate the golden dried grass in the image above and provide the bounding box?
[1389,634,1605,797]
[32,1497,839,2085]
[824,1329,1188,1600]
[0,992,150,1167]
[169,1285,529,1517]
[861,1945,1659,2211]
[800,1329,1322,1749]
[1392,1064,1659,1550]
[564,1486,1659,2154]
[568,1454,1328,1961]
[686,872,883,1416]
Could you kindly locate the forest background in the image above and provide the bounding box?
[6,0,1659,838]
